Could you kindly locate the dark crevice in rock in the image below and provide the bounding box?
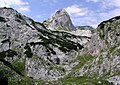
[0,16,7,22]
[116,33,120,36]
[1,38,10,43]
[55,57,60,64]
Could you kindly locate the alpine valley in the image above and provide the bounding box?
[0,7,120,85]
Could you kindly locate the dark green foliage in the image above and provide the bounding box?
[95,80,114,85]
[30,41,56,55]
[58,47,68,53]
[98,16,120,30]
[9,77,35,85]
[24,44,33,58]
[7,50,18,57]
[38,22,47,29]
[12,61,25,76]
[100,34,105,39]
[29,18,47,29]
[99,22,106,29]
[73,54,94,70]
[47,57,54,63]
[37,29,84,53]
[0,51,6,58]
[0,71,8,85]
[77,26,95,33]
[57,27,69,31]
[0,59,23,76]
[107,27,111,31]
[0,67,36,85]
[110,44,120,54]
[0,49,17,58]
[61,68,65,72]
[28,28,84,55]
[15,14,24,20]
[56,76,114,85]
[46,46,56,55]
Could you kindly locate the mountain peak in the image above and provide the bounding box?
[0,7,120,85]
[43,9,76,31]
[0,7,18,16]
[55,9,67,14]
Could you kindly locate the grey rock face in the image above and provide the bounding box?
[43,9,76,31]
[0,7,93,81]
[1,7,119,85]
[0,7,40,51]
[77,16,120,84]
[108,76,120,85]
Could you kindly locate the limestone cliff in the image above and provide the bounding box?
[0,7,119,85]
[43,9,76,31]
[58,16,120,85]
[0,7,91,84]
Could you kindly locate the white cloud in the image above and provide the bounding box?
[65,5,88,17]
[73,8,120,28]
[102,0,120,8]
[87,0,120,8]
[67,1,120,28]
[0,0,29,12]
[18,6,29,12]
[99,8,120,19]
[64,5,98,28]
[72,16,98,27]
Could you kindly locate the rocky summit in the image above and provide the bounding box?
[0,7,120,85]
[43,9,76,31]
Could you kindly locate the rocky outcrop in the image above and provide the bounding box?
[0,7,119,85]
[43,9,76,31]
[76,26,95,33]
[48,16,119,85]
[63,16,120,85]
[0,7,92,83]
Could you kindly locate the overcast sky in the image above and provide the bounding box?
[0,0,120,28]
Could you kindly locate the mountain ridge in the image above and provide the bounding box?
[0,7,119,85]
[43,9,76,31]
